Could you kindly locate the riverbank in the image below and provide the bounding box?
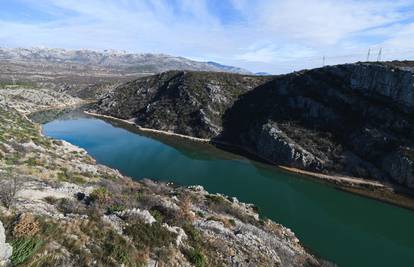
[84,110,414,211]
[84,111,211,142]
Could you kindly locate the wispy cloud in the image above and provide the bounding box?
[0,0,413,73]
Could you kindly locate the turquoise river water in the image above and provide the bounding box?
[41,112,414,267]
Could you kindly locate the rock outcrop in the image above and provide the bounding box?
[253,122,324,170]
[92,62,414,190]
[0,220,12,266]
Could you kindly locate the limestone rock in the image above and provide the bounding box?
[255,122,323,170]
[116,208,156,224]
[0,220,12,266]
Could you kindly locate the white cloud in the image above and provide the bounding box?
[0,0,414,73]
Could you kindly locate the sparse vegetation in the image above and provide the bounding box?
[124,222,176,250]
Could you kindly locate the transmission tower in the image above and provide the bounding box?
[377,48,382,62]
[366,48,371,62]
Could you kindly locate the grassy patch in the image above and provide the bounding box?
[10,238,43,265]
[124,222,176,250]
[57,168,87,184]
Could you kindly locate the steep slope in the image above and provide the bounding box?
[91,62,414,192]
[92,71,272,138]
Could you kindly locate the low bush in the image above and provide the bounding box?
[90,187,112,204]
[183,247,205,267]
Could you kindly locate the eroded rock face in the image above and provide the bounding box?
[92,62,414,189]
[253,122,324,170]
[347,63,414,112]
[0,220,12,266]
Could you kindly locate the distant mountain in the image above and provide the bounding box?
[205,61,251,75]
[0,47,252,74]
[255,72,272,76]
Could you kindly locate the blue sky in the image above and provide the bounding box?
[1,0,414,73]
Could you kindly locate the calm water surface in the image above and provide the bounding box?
[42,112,414,267]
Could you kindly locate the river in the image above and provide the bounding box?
[40,110,414,267]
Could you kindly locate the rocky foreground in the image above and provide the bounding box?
[0,90,330,266]
[91,62,414,194]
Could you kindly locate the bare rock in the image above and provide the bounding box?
[0,220,12,266]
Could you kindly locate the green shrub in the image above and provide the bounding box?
[149,209,164,223]
[184,247,205,267]
[182,223,202,244]
[24,157,38,166]
[106,204,125,214]
[103,242,131,265]
[90,187,112,204]
[182,224,207,266]
[205,195,227,205]
[10,238,43,265]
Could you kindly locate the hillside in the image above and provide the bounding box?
[92,71,272,138]
[91,62,414,193]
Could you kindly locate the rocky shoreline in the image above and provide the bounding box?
[84,111,211,142]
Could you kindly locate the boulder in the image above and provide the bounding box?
[0,220,12,266]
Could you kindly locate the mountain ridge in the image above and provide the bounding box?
[0,47,252,74]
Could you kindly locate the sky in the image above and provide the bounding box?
[0,0,414,74]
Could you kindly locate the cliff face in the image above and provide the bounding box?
[92,62,414,189]
[223,63,414,188]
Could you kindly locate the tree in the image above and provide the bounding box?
[0,170,23,208]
